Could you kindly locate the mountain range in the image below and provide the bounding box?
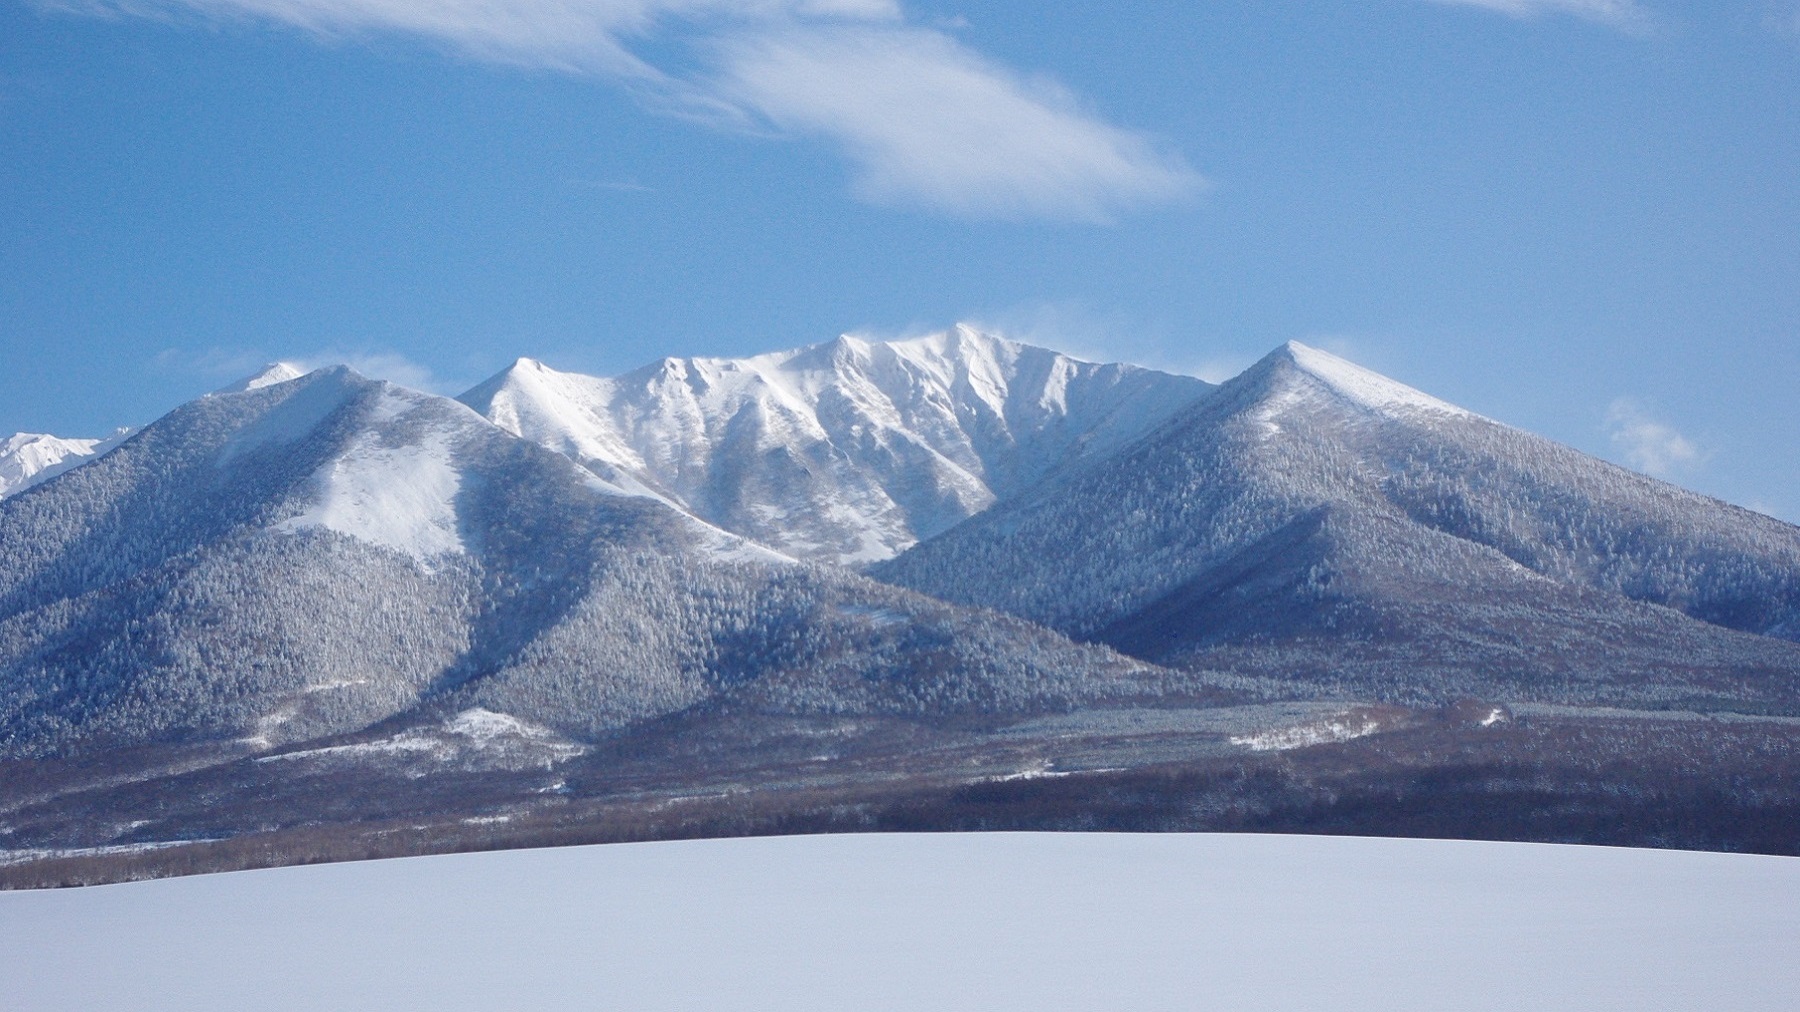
[457,325,1210,564]
[4,326,1799,886]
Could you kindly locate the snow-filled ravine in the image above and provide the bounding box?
[3,833,1796,1011]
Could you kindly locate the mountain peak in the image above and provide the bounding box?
[215,362,308,395]
[1255,341,1471,418]
[891,323,1017,359]
[457,329,1211,564]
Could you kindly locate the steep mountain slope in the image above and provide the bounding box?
[0,429,135,499]
[876,342,1800,707]
[0,366,1165,759]
[458,325,1210,564]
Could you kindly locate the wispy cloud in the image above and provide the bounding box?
[55,0,1199,220]
[153,345,272,382]
[1605,397,1702,477]
[1422,0,1652,30]
[958,302,1249,380]
[300,350,443,391]
[712,25,1197,219]
[154,344,449,393]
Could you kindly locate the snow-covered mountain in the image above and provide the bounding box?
[8,337,1800,884]
[0,364,1162,758]
[877,341,1800,706]
[458,325,1211,564]
[0,429,134,499]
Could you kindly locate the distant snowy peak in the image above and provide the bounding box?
[0,428,134,499]
[214,362,308,395]
[460,325,1213,564]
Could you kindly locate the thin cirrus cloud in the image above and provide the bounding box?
[300,351,445,392]
[54,0,1200,220]
[1421,0,1650,29]
[711,25,1197,219]
[1605,397,1702,478]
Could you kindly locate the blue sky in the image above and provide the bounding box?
[2,0,1797,519]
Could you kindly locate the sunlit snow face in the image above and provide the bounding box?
[459,326,1208,564]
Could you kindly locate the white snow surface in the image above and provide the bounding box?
[0,429,134,499]
[443,707,561,743]
[1282,341,1472,418]
[4,833,1797,1011]
[256,708,586,768]
[216,367,364,462]
[213,362,307,394]
[277,386,465,563]
[1231,712,1386,751]
[459,324,1210,563]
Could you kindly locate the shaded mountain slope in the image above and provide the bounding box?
[876,342,1800,707]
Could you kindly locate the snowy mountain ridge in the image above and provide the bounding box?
[458,324,1213,564]
[877,340,1800,705]
[0,429,135,500]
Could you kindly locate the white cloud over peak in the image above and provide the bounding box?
[1422,0,1650,29]
[303,351,444,392]
[1605,397,1702,477]
[60,0,1198,220]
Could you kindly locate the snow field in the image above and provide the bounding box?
[2,832,1795,1012]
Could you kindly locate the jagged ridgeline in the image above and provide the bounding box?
[0,366,1162,758]
[876,342,1800,709]
[458,325,1211,565]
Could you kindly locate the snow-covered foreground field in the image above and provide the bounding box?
[4,833,1797,1011]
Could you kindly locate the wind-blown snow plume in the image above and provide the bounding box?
[295,351,442,392]
[48,0,1198,219]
